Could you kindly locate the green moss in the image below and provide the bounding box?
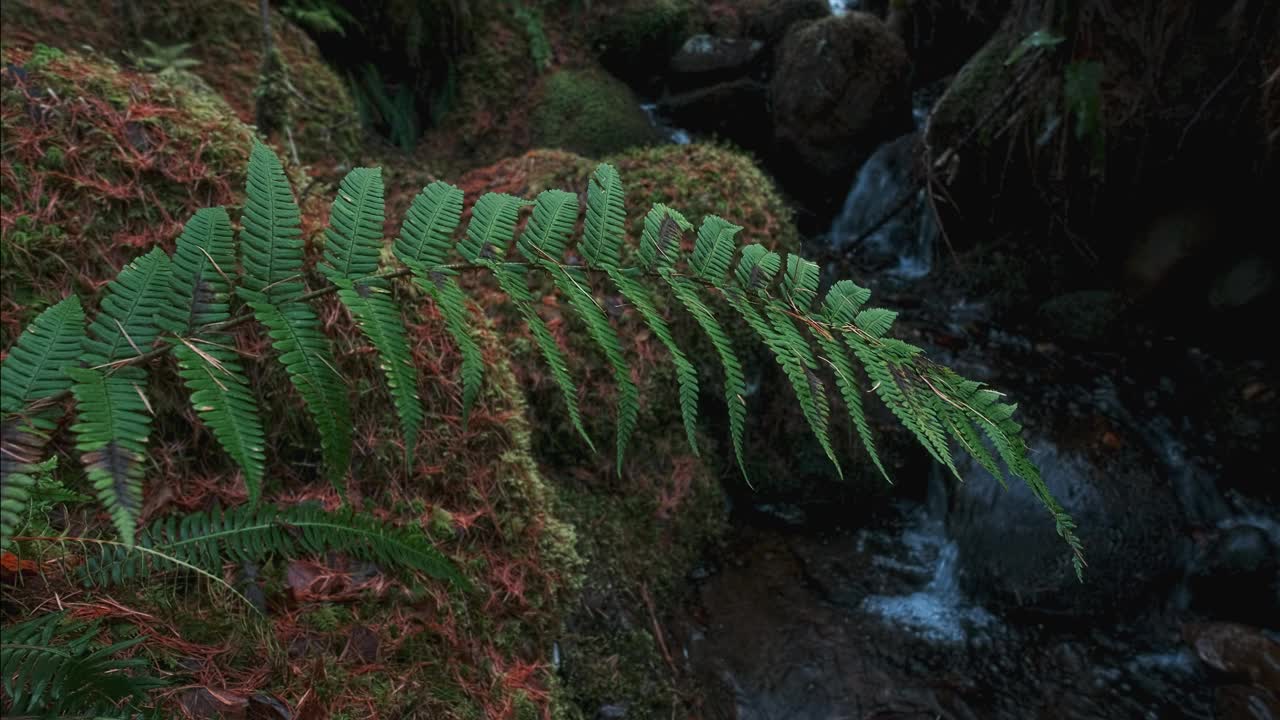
[0,0,361,162]
[531,69,659,159]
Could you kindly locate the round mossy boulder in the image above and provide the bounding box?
[0,0,361,163]
[530,69,661,158]
[0,46,256,344]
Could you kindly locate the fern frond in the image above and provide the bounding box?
[690,215,743,285]
[70,249,170,545]
[522,189,638,471]
[1,297,85,547]
[172,342,267,503]
[159,206,235,334]
[812,281,887,480]
[67,367,150,547]
[242,298,352,491]
[638,204,693,273]
[461,192,594,449]
[237,143,351,487]
[724,241,841,476]
[581,164,627,269]
[608,270,700,455]
[159,208,267,501]
[394,182,484,422]
[457,192,527,263]
[320,166,385,281]
[240,141,305,302]
[335,279,423,459]
[0,611,163,715]
[81,504,466,589]
[663,273,747,477]
[83,248,171,367]
[1,296,85,417]
[393,181,465,267]
[320,167,423,460]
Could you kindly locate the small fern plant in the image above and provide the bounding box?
[0,141,1085,575]
[0,611,165,716]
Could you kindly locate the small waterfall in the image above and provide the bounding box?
[640,103,691,145]
[858,504,999,644]
[829,0,858,15]
[827,84,945,280]
[827,135,937,280]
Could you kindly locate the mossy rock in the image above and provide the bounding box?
[531,69,659,159]
[589,0,699,88]
[0,0,360,163]
[0,46,255,345]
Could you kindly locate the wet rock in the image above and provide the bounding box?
[948,425,1183,618]
[1215,684,1280,720]
[1185,622,1280,688]
[669,34,763,77]
[656,77,771,149]
[770,12,912,223]
[1187,524,1280,626]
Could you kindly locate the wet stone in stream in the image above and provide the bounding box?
[680,505,1220,720]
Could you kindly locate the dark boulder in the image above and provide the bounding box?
[657,77,771,150]
[669,34,764,78]
[770,12,913,226]
[947,417,1183,618]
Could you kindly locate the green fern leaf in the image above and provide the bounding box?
[0,612,163,715]
[320,167,385,281]
[812,329,889,482]
[461,193,593,448]
[456,192,527,263]
[608,269,700,455]
[81,503,466,590]
[581,163,627,269]
[335,279,423,459]
[854,308,898,338]
[690,215,743,285]
[727,246,841,477]
[521,189,638,471]
[83,248,171,366]
[1,297,85,548]
[663,273,747,477]
[71,249,170,545]
[394,182,484,422]
[1,296,86,416]
[517,188,579,262]
[159,207,235,334]
[240,141,305,302]
[780,254,821,310]
[67,366,151,546]
[243,298,352,491]
[320,168,424,460]
[822,280,872,323]
[393,181,465,267]
[734,244,782,293]
[638,203,692,272]
[160,208,267,500]
[237,143,351,488]
[172,341,267,503]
